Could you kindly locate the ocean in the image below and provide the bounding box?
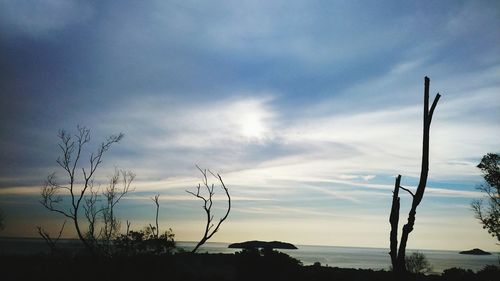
[1,238,497,274]
[177,242,499,274]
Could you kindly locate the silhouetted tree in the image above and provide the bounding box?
[92,169,135,255]
[471,153,499,242]
[389,77,441,274]
[103,170,135,239]
[186,166,230,253]
[40,126,124,254]
[150,194,160,238]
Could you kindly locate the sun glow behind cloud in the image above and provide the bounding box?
[226,98,276,142]
[238,111,269,140]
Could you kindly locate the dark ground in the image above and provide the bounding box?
[1,250,499,281]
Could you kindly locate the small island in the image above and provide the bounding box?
[228,240,298,250]
[459,248,491,255]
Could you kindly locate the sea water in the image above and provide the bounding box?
[1,238,497,274]
[178,241,499,274]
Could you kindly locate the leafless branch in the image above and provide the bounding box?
[399,185,415,198]
[37,220,67,254]
[187,166,231,253]
[125,220,131,236]
[152,194,160,238]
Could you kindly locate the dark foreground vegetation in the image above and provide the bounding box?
[1,250,498,281]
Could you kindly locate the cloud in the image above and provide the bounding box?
[63,71,496,205]
[0,0,93,38]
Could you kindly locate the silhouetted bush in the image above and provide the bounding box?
[0,251,496,281]
[406,252,432,274]
[441,267,475,281]
[230,249,302,281]
[113,226,175,256]
[477,264,500,280]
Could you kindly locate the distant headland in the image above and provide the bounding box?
[228,240,298,250]
[459,248,491,255]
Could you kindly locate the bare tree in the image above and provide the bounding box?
[150,194,160,238]
[40,126,123,254]
[83,184,101,244]
[79,169,135,255]
[389,77,441,274]
[101,170,135,247]
[186,166,231,253]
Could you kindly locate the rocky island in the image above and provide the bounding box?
[459,248,491,255]
[228,240,298,250]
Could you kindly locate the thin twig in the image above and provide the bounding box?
[399,185,415,197]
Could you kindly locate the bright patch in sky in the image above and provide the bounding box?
[239,112,266,139]
[232,99,274,141]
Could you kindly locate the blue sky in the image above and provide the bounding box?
[0,0,499,251]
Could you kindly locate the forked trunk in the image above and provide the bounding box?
[389,77,441,274]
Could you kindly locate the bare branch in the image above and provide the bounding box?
[399,185,415,198]
[40,176,73,219]
[125,220,131,236]
[37,220,66,254]
[188,167,231,253]
[206,173,231,240]
[152,194,160,238]
[100,169,135,248]
[70,126,90,184]
[428,93,441,125]
[83,185,102,241]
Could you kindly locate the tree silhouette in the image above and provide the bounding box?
[471,153,499,243]
[150,194,160,239]
[40,126,124,254]
[389,77,441,274]
[187,166,231,253]
[94,169,135,254]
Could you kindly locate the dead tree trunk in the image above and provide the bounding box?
[389,77,441,274]
[151,194,160,238]
[389,175,401,267]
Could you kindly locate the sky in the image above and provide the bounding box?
[0,0,499,251]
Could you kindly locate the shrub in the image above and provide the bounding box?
[405,252,432,274]
[114,226,175,256]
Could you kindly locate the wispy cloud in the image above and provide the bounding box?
[0,0,93,38]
